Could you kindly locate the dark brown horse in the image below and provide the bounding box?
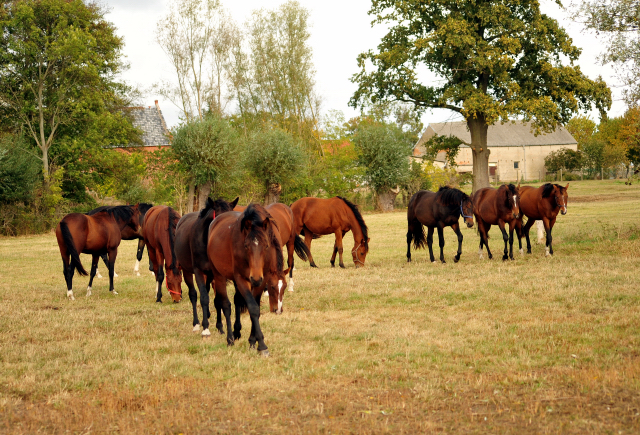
[517,183,569,256]
[471,184,522,261]
[291,196,369,268]
[207,204,283,355]
[55,205,141,300]
[407,186,474,264]
[89,203,154,277]
[142,205,183,303]
[175,197,238,336]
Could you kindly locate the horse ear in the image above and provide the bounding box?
[565,183,569,190]
[367,237,371,243]
[206,197,214,208]
[230,197,239,208]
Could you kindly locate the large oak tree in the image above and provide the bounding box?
[350,0,612,191]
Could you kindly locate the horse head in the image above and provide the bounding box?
[267,274,286,314]
[201,196,240,219]
[557,184,569,215]
[240,204,275,288]
[351,237,370,268]
[461,197,474,228]
[505,184,521,220]
[165,264,183,303]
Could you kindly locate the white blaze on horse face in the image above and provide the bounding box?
[253,238,259,246]
[513,195,517,209]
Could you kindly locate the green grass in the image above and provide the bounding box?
[1,179,639,433]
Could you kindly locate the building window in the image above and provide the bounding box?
[514,161,519,169]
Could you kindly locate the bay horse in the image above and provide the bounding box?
[206,204,283,355]
[142,205,183,303]
[516,183,569,256]
[291,196,369,268]
[406,186,474,264]
[471,184,522,261]
[88,203,154,277]
[175,196,238,335]
[55,205,141,300]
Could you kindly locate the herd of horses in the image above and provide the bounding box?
[55,183,568,355]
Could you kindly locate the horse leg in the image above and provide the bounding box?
[62,257,75,300]
[544,217,555,256]
[184,271,200,332]
[195,269,212,336]
[107,248,118,294]
[426,227,435,263]
[236,279,268,355]
[154,250,165,302]
[499,222,509,261]
[515,219,524,255]
[288,257,295,292]
[96,253,108,279]
[508,221,516,260]
[406,224,413,262]
[87,255,99,297]
[233,288,244,342]
[452,223,463,263]
[248,291,263,348]
[304,229,318,268]
[483,223,494,260]
[330,240,338,267]
[213,293,225,335]
[285,238,294,292]
[335,231,345,268]
[437,226,446,263]
[523,217,535,254]
[134,239,145,276]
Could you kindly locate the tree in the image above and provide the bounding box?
[566,116,597,149]
[350,0,611,192]
[0,134,39,203]
[544,148,583,172]
[423,134,464,168]
[352,121,412,211]
[171,115,241,210]
[574,0,640,104]
[245,129,306,204]
[0,0,135,189]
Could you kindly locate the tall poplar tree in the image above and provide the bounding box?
[350,0,611,191]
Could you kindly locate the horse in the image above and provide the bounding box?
[291,196,369,268]
[471,184,522,261]
[406,186,474,264]
[142,205,183,303]
[175,196,238,335]
[206,204,283,355]
[88,203,154,278]
[55,205,141,300]
[516,183,569,256]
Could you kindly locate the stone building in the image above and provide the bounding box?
[121,100,171,151]
[413,121,577,181]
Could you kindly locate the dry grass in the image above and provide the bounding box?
[1,179,639,434]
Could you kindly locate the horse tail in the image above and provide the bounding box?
[410,220,427,250]
[60,221,88,276]
[293,234,311,262]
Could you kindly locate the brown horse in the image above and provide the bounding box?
[407,186,474,264]
[291,196,369,268]
[142,205,183,303]
[207,204,283,355]
[517,183,569,256]
[56,205,141,300]
[89,203,154,277]
[471,184,522,261]
[175,197,238,335]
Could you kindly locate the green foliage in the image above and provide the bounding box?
[0,135,40,204]
[318,141,365,198]
[405,160,432,198]
[352,121,412,193]
[245,128,307,190]
[567,116,597,150]
[171,115,241,187]
[544,148,583,173]
[582,137,606,173]
[423,134,464,168]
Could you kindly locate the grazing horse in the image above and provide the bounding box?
[175,197,238,335]
[406,186,475,264]
[207,204,283,355]
[472,184,522,261]
[291,196,369,268]
[89,203,154,277]
[263,202,311,312]
[55,205,140,300]
[517,183,569,256]
[142,206,183,303]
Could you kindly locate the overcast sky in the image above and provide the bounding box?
[101,0,627,131]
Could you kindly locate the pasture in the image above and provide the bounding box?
[1,180,639,434]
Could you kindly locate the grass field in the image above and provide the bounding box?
[1,180,639,434]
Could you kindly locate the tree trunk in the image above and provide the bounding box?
[197,181,211,210]
[468,115,490,192]
[187,181,196,213]
[265,183,281,205]
[377,187,399,212]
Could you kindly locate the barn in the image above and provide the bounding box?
[119,100,171,151]
[413,121,578,182]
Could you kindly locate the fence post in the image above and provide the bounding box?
[601,167,604,180]
[539,170,541,182]
[581,169,583,181]
[560,168,563,182]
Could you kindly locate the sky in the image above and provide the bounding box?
[101,0,628,131]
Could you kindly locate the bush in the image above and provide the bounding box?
[0,135,40,204]
[544,148,583,172]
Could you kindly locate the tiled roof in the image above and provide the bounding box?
[127,101,171,147]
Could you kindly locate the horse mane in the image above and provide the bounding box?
[242,204,272,248]
[199,197,234,219]
[541,183,564,198]
[435,186,470,206]
[503,184,518,207]
[167,207,180,275]
[336,196,369,252]
[86,205,135,223]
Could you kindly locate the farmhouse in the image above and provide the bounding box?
[413,121,578,181]
[120,100,171,151]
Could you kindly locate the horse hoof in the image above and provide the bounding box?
[227,340,234,347]
[136,272,141,277]
[67,290,75,301]
[193,324,201,333]
[114,272,118,278]
[330,263,335,268]
[112,291,118,295]
[453,256,460,263]
[217,328,224,335]
[201,328,211,337]
[86,286,92,297]
[339,264,345,269]
[519,249,524,256]
[156,300,162,303]
[432,261,436,264]
[288,279,294,292]
[259,349,270,357]
[502,255,508,261]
